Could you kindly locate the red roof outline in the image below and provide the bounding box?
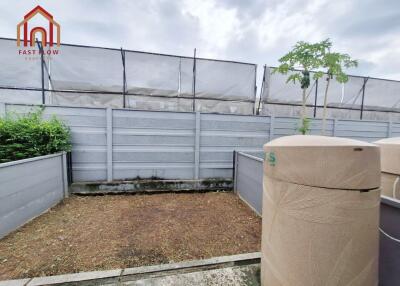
[24,5,53,20]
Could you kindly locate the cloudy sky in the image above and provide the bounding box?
[1,0,399,81]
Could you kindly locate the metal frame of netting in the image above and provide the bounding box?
[0,37,257,114]
[257,65,400,119]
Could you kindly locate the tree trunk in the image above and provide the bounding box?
[321,77,331,135]
[301,88,307,121]
[298,88,308,135]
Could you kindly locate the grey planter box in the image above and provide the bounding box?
[380,196,400,286]
[0,152,68,238]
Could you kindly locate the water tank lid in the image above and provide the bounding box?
[375,137,400,145]
[263,135,380,190]
[265,135,375,147]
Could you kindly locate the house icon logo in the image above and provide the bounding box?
[17,5,60,48]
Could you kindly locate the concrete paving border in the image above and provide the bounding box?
[0,252,261,286]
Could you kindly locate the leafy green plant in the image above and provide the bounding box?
[298,118,311,135]
[274,39,330,134]
[0,109,71,163]
[320,40,358,134]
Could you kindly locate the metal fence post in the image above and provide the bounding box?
[256,65,267,115]
[106,108,113,182]
[194,112,200,179]
[0,103,5,118]
[66,151,73,185]
[313,79,318,118]
[333,119,338,136]
[192,48,197,112]
[36,40,45,105]
[269,115,275,141]
[388,121,393,138]
[61,152,69,198]
[233,151,238,193]
[360,77,369,120]
[120,48,127,108]
[253,65,257,115]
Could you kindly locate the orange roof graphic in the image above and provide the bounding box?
[17,5,60,47]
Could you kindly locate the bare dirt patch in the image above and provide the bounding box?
[0,192,261,280]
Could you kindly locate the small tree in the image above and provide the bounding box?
[321,41,358,134]
[274,40,329,134]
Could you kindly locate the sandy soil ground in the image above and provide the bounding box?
[0,192,261,280]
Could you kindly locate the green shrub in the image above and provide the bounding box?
[298,117,311,135]
[0,109,71,163]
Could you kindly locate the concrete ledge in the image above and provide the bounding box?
[70,178,233,194]
[0,252,260,286]
[0,278,30,286]
[122,252,261,276]
[28,269,122,286]
[381,195,400,208]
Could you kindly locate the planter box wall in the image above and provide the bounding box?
[0,152,68,238]
[379,196,400,286]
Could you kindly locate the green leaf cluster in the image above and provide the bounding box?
[273,39,332,89]
[323,50,358,83]
[297,118,311,135]
[273,39,358,135]
[274,39,358,87]
[0,109,71,163]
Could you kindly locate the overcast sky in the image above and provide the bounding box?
[1,0,399,80]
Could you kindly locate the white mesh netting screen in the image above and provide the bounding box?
[195,59,256,101]
[0,39,45,89]
[0,38,258,113]
[364,78,400,109]
[261,66,377,109]
[0,38,257,113]
[125,52,193,97]
[50,45,123,92]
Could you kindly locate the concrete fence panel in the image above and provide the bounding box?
[2,103,399,182]
[233,152,263,215]
[200,114,268,179]
[390,122,400,137]
[112,109,196,180]
[0,153,67,238]
[335,119,389,142]
[5,104,107,181]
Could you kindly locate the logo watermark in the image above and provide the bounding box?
[16,5,61,60]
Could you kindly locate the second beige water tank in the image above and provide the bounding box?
[261,135,380,286]
[375,137,400,199]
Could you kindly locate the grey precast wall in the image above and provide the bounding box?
[3,103,268,182]
[0,153,68,238]
[233,152,263,215]
[3,103,400,183]
[379,196,400,286]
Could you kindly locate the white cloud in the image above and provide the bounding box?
[181,0,242,57]
[0,0,398,80]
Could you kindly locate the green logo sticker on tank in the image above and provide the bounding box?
[266,152,276,166]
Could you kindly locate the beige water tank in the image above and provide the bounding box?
[375,137,400,199]
[261,135,380,286]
